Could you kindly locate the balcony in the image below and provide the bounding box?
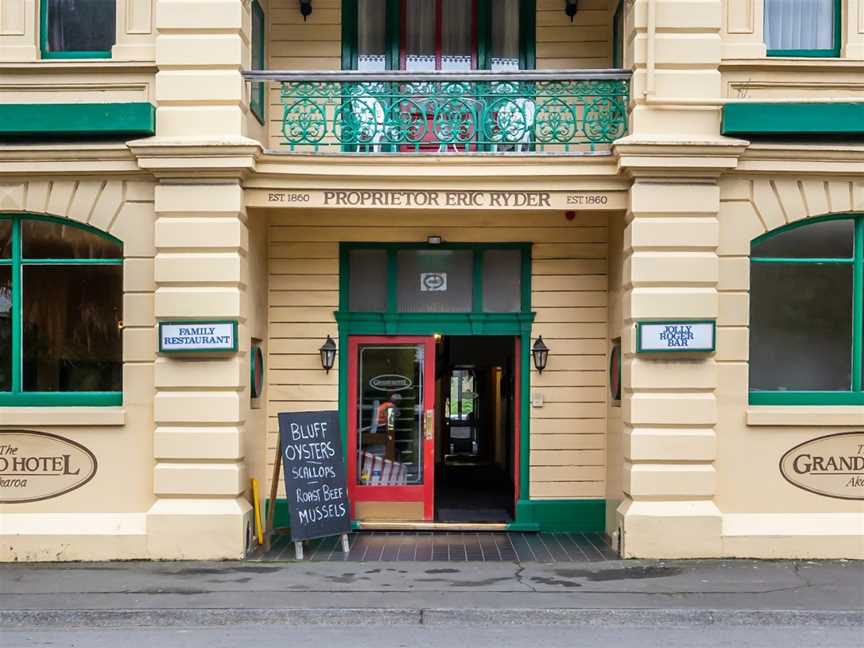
[243,70,630,155]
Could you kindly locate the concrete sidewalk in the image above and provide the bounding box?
[1,559,861,628]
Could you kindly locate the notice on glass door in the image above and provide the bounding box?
[277,410,351,542]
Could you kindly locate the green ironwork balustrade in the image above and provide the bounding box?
[243,70,630,154]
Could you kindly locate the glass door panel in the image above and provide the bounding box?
[348,336,436,521]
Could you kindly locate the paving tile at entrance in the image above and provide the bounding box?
[251,531,616,562]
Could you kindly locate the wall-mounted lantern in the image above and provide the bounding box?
[299,0,312,21]
[319,335,337,373]
[565,0,578,22]
[532,336,550,374]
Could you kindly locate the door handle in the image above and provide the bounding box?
[424,409,434,440]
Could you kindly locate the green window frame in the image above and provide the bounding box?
[749,214,864,406]
[39,0,115,59]
[765,0,842,58]
[0,214,123,407]
[612,0,623,69]
[250,0,266,124]
[340,0,536,71]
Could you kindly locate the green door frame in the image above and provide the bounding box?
[337,242,536,529]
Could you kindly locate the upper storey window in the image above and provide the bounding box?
[41,0,116,59]
[346,0,535,71]
[764,0,840,57]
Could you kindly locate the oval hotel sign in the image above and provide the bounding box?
[0,431,97,503]
[779,432,864,500]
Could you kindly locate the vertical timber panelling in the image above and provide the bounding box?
[265,210,609,504]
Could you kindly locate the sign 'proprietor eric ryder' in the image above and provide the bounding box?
[159,321,238,353]
[637,321,716,353]
[278,410,351,542]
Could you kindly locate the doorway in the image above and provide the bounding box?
[436,336,516,523]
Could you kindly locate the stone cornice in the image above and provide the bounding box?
[0,143,141,176]
[613,136,749,178]
[734,142,864,175]
[127,136,263,180]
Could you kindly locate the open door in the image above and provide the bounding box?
[347,336,436,521]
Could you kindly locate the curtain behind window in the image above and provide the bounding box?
[46,0,115,53]
[764,0,834,51]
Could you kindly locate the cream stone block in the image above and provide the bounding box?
[744,406,864,427]
[718,177,750,201]
[633,0,722,29]
[156,0,243,29]
[123,293,155,327]
[626,217,719,251]
[751,180,786,231]
[618,499,723,558]
[123,363,154,406]
[718,201,763,256]
[155,356,244,389]
[716,326,748,362]
[626,463,716,498]
[627,428,716,461]
[155,253,243,284]
[156,218,247,250]
[146,497,252,560]
[154,427,243,460]
[156,106,246,138]
[0,183,25,211]
[630,70,722,103]
[634,33,722,66]
[125,182,155,203]
[154,391,243,424]
[718,257,748,291]
[45,181,76,217]
[853,181,864,213]
[156,182,243,214]
[628,357,717,390]
[801,180,830,218]
[626,287,717,319]
[88,182,125,233]
[110,203,156,258]
[124,258,155,293]
[24,181,50,214]
[155,287,242,318]
[626,252,718,286]
[65,181,103,223]
[156,70,244,103]
[722,514,864,559]
[827,181,853,213]
[124,327,156,362]
[773,179,807,224]
[0,0,27,35]
[718,291,748,326]
[631,182,719,217]
[154,462,245,497]
[626,393,717,426]
[156,34,243,66]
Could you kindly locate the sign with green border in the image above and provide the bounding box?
[636,320,716,353]
[158,320,238,353]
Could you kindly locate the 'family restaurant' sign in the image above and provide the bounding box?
[159,321,238,353]
[0,431,97,503]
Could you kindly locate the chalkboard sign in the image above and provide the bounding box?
[277,410,351,542]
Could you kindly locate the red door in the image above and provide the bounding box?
[347,336,437,521]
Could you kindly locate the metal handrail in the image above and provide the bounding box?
[242,69,632,83]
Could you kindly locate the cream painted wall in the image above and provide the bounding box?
[0,178,156,562]
[263,209,611,504]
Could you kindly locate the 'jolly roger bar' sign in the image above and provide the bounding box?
[637,321,716,353]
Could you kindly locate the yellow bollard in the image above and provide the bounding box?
[251,478,264,546]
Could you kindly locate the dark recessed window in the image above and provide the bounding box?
[43,0,116,57]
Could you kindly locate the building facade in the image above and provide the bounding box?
[0,0,862,561]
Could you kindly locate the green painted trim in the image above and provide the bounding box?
[751,257,853,264]
[1,214,123,406]
[0,392,121,406]
[520,0,536,70]
[265,498,293,530]
[385,0,400,70]
[250,0,266,125]
[477,0,490,70]
[751,213,856,249]
[722,103,864,137]
[335,312,536,337]
[341,0,356,70]
[0,103,155,139]
[635,320,716,353]
[39,0,114,59]
[749,391,864,406]
[765,0,841,58]
[611,0,623,68]
[514,499,605,533]
[473,249,484,312]
[158,320,239,354]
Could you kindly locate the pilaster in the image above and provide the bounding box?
[845,0,864,59]
[113,0,156,60]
